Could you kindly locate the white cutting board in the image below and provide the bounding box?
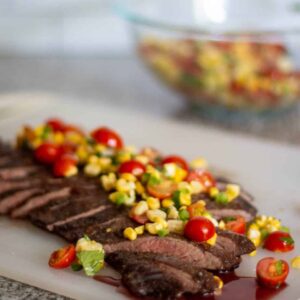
[0,94,299,300]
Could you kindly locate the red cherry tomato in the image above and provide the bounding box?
[49,244,76,269]
[91,127,123,149]
[119,160,146,177]
[53,156,77,177]
[147,180,178,200]
[58,144,76,157]
[46,118,66,132]
[162,155,189,171]
[256,257,289,289]
[224,216,246,235]
[264,231,295,253]
[34,143,60,165]
[184,216,216,242]
[186,170,216,190]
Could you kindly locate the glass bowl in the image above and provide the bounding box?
[116,0,300,114]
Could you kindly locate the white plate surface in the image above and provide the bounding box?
[0,95,299,300]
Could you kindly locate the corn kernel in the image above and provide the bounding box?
[190,158,208,169]
[190,181,203,194]
[34,125,45,136]
[146,197,160,210]
[145,222,163,235]
[133,201,148,216]
[209,187,219,198]
[167,206,179,219]
[65,132,83,144]
[163,163,177,178]
[116,152,131,163]
[135,225,145,235]
[247,224,261,247]
[116,178,135,193]
[135,155,149,165]
[64,165,78,177]
[84,163,101,177]
[124,145,137,154]
[76,145,89,163]
[226,184,240,202]
[88,155,99,164]
[101,173,116,191]
[291,256,300,269]
[179,192,191,206]
[153,217,168,228]
[147,209,166,222]
[218,220,226,230]
[94,144,107,154]
[162,199,174,208]
[167,220,184,234]
[214,276,224,290]
[135,181,145,195]
[123,227,137,241]
[98,157,112,170]
[53,132,65,145]
[249,250,257,257]
[206,233,217,246]
[121,173,137,182]
[31,138,43,149]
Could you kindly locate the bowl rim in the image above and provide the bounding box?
[114,0,300,36]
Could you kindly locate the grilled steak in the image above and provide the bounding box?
[106,251,217,299]
[0,140,257,298]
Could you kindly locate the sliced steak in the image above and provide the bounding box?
[104,235,231,271]
[56,214,125,242]
[29,187,109,228]
[0,188,42,214]
[106,252,217,299]
[217,229,256,256]
[11,187,71,218]
[0,165,41,180]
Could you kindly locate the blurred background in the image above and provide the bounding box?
[1,0,300,144]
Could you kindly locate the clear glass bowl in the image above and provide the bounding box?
[116,0,300,114]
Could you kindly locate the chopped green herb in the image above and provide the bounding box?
[148,176,161,186]
[181,73,202,87]
[179,209,190,221]
[85,137,95,145]
[158,228,169,237]
[71,263,83,272]
[280,236,294,245]
[172,190,181,209]
[215,192,229,205]
[83,234,91,241]
[41,126,52,140]
[141,173,150,184]
[275,260,283,275]
[260,229,270,241]
[115,194,128,206]
[77,250,105,276]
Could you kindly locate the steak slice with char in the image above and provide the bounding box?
[11,187,71,218]
[106,251,217,299]
[0,188,43,214]
[0,165,41,180]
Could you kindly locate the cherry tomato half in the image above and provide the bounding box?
[184,216,215,243]
[187,201,206,218]
[162,155,189,171]
[147,180,177,200]
[186,170,216,191]
[53,156,77,177]
[224,216,246,235]
[119,160,146,177]
[91,127,123,149]
[34,143,60,165]
[46,118,66,132]
[264,231,295,253]
[129,208,148,225]
[49,244,76,269]
[256,257,289,289]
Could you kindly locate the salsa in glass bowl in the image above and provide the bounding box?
[117,0,300,114]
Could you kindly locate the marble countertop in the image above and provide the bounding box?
[0,56,299,299]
